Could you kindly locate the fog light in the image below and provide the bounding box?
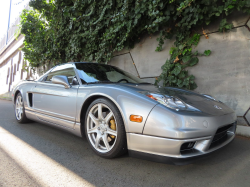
[130,115,143,123]
[180,142,196,151]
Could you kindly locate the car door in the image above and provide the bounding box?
[32,63,79,128]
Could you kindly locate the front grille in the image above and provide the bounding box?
[210,123,235,148]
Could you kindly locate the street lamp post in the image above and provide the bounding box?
[6,0,12,45]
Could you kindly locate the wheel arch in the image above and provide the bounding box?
[79,94,126,137]
[14,90,21,103]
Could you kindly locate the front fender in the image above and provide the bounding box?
[12,81,36,107]
[76,85,157,133]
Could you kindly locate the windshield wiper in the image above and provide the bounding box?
[86,81,114,85]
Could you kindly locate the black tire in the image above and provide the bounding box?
[85,98,127,158]
[15,93,30,123]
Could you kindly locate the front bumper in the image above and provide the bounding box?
[127,102,237,164]
[127,123,236,165]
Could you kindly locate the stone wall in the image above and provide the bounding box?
[108,13,250,126]
[189,27,250,126]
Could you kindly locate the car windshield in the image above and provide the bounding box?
[75,63,147,84]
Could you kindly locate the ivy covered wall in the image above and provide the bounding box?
[4,0,250,125]
[108,12,250,125]
[20,0,250,90]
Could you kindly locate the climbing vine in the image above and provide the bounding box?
[20,0,250,89]
[155,34,211,89]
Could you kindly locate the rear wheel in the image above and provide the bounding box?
[85,98,127,158]
[15,93,30,123]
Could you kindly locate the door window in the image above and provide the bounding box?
[45,64,78,85]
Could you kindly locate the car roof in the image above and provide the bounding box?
[56,61,94,65]
[51,61,96,68]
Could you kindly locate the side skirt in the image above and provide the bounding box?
[25,109,82,137]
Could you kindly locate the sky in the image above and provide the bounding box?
[0,0,30,40]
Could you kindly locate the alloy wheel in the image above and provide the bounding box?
[15,95,23,120]
[86,103,118,153]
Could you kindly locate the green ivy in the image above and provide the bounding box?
[155,34,211,89]
[20,0,250,89]
[219,18,233,32]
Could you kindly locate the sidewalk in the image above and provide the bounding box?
[0,92,11,101]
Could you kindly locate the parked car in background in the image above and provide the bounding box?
[12,62,237,164]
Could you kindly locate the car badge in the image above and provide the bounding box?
[214,105,222,110]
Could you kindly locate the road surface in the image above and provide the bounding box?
[0,99,250,187]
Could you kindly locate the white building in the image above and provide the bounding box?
[0,1,39,97]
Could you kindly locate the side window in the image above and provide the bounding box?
[46,66,78,85]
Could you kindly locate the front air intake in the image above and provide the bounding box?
[180,142,196,152]
[210,122,236,148]
[28,93,33,107]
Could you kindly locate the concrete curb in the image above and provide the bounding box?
[236,125,250,138]
[0,92,12,101]
[0,97,12,101]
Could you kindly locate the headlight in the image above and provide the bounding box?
[139,92,200,112]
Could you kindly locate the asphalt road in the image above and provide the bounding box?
[0,99,250,187]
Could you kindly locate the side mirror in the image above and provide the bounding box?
[51,75,71,89]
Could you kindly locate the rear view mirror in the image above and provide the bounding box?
[51,75,71,89]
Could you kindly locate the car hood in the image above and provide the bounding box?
[120,84,234,116]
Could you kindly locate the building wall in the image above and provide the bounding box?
[0,50,40,96]
[0,35,41,97]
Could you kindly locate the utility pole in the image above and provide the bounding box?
[6,0,13,45]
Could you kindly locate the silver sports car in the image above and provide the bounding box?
[12,62,237,164]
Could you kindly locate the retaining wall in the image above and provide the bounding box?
[0,12,250,127]
[108,12,250,126]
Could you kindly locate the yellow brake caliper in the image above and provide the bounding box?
[109,118,116,139]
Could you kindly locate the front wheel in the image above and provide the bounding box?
[15,93,30,123]
[85,98,127,158]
